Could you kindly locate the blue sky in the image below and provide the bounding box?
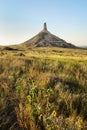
[0,0,87,46]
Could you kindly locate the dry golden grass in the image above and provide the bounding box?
[0,47,87,130]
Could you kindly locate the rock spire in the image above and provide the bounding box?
[43,22,47,31]
[22,23,76,48]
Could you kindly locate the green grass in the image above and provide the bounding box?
[0,47,87,130]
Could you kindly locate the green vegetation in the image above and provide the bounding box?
[0,47,87,130]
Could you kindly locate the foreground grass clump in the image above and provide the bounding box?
[0,47,87,130]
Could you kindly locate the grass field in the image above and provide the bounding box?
[0,47,87,130]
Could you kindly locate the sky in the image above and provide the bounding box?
[0,0,87,46]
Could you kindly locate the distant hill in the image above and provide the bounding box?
[21,23,76,48]
[80,46,87,49]
[2,46,19,51]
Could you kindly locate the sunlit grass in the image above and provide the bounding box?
[0,47,87,130]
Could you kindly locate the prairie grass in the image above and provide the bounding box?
[0,47,87,130]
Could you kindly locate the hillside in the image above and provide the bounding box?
[21,23,76,48]
[0,47,87,130]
